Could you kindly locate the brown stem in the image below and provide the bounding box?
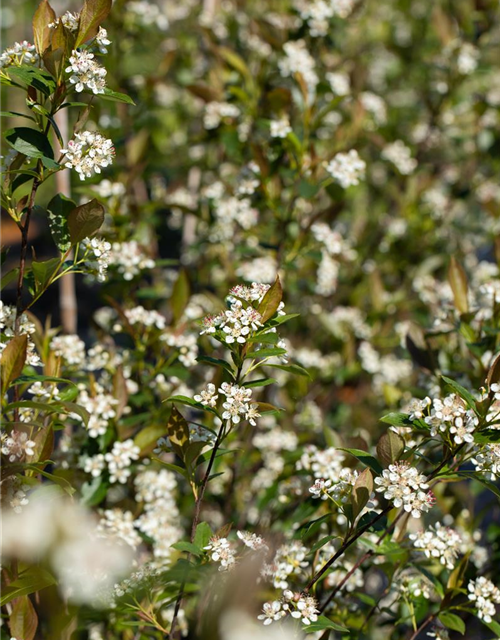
[408,613,435,640]
[304,507,390,592]
[14,177,40,332]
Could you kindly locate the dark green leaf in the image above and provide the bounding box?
[5,127,58,168]
[339,448,383,475]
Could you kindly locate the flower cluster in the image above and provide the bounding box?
[410,523,462,570]
[325,150,366,188]
[66,50,107,94]
[61,131,115,180]
[82,237,112,282]
[204,537,237,571]
[104,439,140,484]
[467,577,500,623]
[219,382,260,426]
[374,462,434,518]
[0,41,38,68]
[258,591,319,626]
[0,302,41,366]
[424,395,478,445]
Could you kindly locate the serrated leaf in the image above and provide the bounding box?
[67,198,105,243]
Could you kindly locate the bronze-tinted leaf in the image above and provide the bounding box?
[67,199,105,243]
[10,595,38,640]
[448,256,469,314]
[352,468,373,519]
[258,276,283,323]
[75,0,112,46]
[1,335,28,392]
[32,0,56,55]
[376,430,405,467]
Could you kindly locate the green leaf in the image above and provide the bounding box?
[47,193,75,251]
[67,198,105,243]
[32,257,60,292]
[76,0,112,46]
[457,471,500,501]
[265,363,311,378]
[171,269,190,324]
[32,0,56,54]
[165,395,202,408]
[258,276,283,323]
[197,355,234,375]
[0,567,56,605]
[81,476,108,506]
[8,66,56,96]
[246,347,287,358]
[243,377,277,388]
[301,616,348,633]
[441,376,477,413]
[10,374,76,387]
[194,522,213,550]
[1,267,19,290]
[380,412,411,427]
[483,619,500,637]
[171,541,203,556]
[339,448,383,475]
[100,88,135,105]
[5,127,58,168]
[134,424,166,453]
[438,612,465,635]
[1,335,28,393]
[376,430,405,467]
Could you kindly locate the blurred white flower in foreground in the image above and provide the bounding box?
[1,490,135,607]
[220,609,303,640]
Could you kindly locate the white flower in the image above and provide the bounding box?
[204,537,236,571]
[326,71,350,96]
[468,577,500,623]
[83,454,106,478]
[270,117,292,139]
[82,237,112,282]
[410,523,462,570]
[194,383,219,407]
[374,461,434,518]
[258,600,286,625]
[309,478,333,500]
[96,26,111,53]
[472,443,500,480]
[0,41,38,68]
[65,50,107,94]
[50,334,86,365]
[325,150,366,188]
[382,140,417,175]
[61,131,115,180]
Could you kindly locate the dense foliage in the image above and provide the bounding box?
[2,0,500,639]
